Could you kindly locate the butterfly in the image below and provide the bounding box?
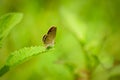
[42,26,57,48]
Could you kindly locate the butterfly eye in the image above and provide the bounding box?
[42,26,57,48]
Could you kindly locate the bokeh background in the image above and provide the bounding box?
[0,0,120,80]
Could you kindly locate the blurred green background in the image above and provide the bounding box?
[0,0,120,80]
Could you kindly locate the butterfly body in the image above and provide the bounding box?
[42,26,56,48]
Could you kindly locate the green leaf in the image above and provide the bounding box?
[0,46,50,77]
[0,13,23,47]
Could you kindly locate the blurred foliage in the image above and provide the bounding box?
[0,0,120,80]
[0,13,23,47]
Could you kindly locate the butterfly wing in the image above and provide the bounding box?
[42,26,57,47]
[47,26,56,40]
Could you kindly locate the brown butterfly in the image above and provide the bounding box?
[42,26,57,48]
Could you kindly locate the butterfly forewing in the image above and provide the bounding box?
[47,26,56,39]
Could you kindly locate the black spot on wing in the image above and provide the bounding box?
[42,34,47,43]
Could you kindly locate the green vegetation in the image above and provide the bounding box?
[0,0,120,80]
[0,13,23,47]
